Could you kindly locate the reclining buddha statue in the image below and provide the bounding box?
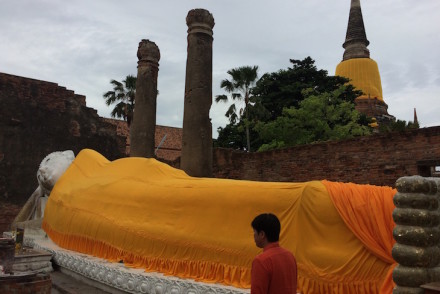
[36,149,396,293]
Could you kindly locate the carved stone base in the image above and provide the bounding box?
[24,234,249,294]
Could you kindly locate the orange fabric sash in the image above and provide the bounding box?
[323,180,397,293]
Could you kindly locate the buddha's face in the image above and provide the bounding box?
[37,150,75,196]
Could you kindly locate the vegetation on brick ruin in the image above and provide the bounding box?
[379,119,419,133]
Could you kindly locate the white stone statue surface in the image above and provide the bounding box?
[12,150,75,231]
[37,150,75,197]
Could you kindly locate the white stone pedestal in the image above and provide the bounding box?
[24,234,250,294]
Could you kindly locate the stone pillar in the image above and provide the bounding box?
[392,176,440,293]
[181,9,215,177]
[130,39,160,158]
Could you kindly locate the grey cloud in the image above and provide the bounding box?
[1,0,439,135]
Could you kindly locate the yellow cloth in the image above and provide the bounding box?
[43,149,393,293]
[335,58,384,101]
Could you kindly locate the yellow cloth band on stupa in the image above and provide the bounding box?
[42,149,395,293]
[335,58,383,101]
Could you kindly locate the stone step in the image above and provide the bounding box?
[14,247,53,273]
[51,270,110,294]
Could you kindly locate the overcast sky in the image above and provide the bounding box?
[1,0,439,137]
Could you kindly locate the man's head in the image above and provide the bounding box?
[251,213,281,248]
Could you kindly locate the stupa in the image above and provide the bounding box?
[336,0,395,124]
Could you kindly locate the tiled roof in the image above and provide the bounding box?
[101,118,182,162]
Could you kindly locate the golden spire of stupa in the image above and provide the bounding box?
[342,0,370,61]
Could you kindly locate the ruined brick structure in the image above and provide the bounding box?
[0,72,127,209]
[0,72,184,233]
[103,118,182,163]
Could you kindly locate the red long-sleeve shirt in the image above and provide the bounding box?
[251,242,298,294]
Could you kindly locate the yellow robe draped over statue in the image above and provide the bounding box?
[43,149,396,293]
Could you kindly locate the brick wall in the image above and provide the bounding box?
[213,126,440,187]
[0,72,126,231]
[0,202,21,233]
[0,273,51,294]
[102,118,183,161]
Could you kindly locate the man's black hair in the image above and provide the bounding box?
[251,213,281,242]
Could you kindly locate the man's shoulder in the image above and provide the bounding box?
[278,246,294,255]
[258,244,293,258]
[254,245,297,272]
[275,246,295,258]
[265,245,296,262]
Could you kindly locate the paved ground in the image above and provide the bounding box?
[51,270,109,294]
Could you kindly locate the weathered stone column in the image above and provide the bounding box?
[181,9,215,177]
[130,39,160,158]
[392,176,440,293]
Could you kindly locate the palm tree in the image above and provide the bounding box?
[215,66,258,151]
[103,75,136,126]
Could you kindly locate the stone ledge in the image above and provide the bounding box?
[13,248,53,273]
[25,235,249,294]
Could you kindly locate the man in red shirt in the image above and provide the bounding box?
[251,213,298,294]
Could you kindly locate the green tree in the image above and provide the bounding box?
[214,124,246,150]
[252,57,361,120]
[103,75,136,126]
[255,86,371,151]
[215,66,259,151]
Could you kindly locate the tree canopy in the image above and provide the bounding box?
[255,86,371,151]
[215,57,368,151]
[252,57,361,120]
